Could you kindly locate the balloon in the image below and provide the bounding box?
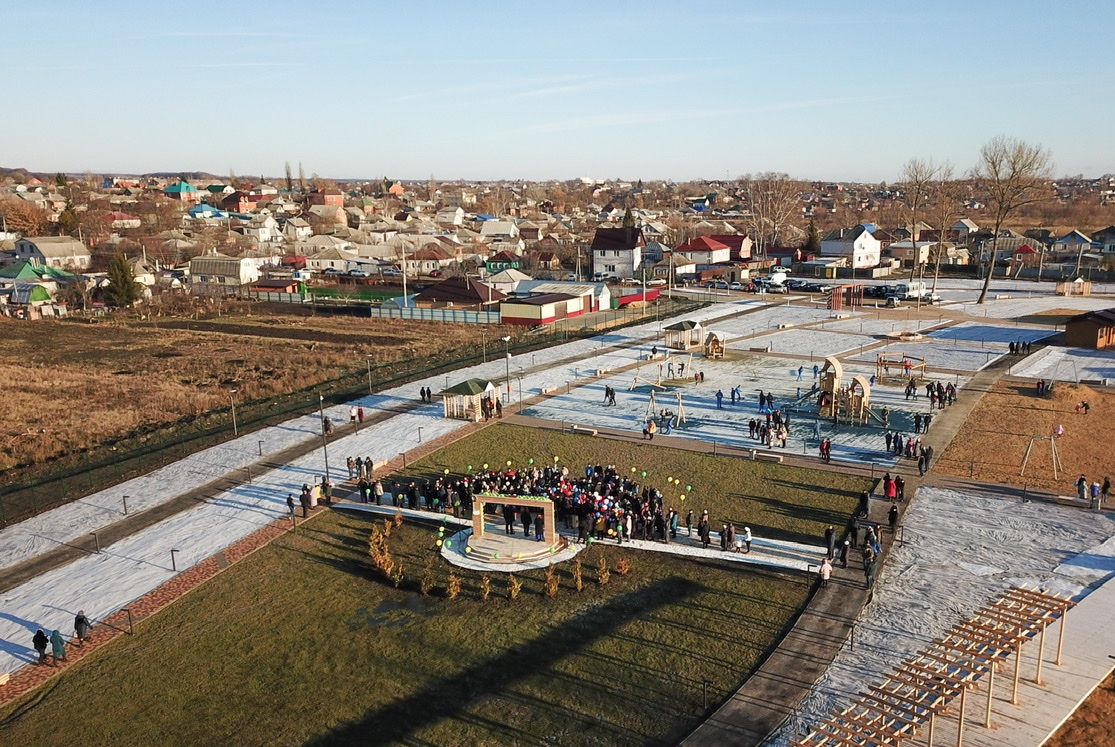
[587,537,594,543]
[468,465,473,471]
[444,469,450,475]
[686,485,692,491]
[465,546,473,554]
[550,547,556,553]
[528,458,534,464]
[515,553,521,559]
[641,471,647,478]
[667,477,674,483]
[507,460,512,467]
[483,463,488,470]
[436,539,443,547]
[680,494,686,500]
[494,552,500,558]
[554,456,560,462]
[445,541,452,549]
[631,467,636,473]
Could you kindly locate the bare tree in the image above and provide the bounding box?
[284,162,294,193]
[970,136,1053,304]
[740,172,801,256]
[927,162,961,295]
[901,158,937,279]
[297,162,306,195]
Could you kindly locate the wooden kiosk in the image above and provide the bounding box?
[471,493,558,545]
[440,378,498,422]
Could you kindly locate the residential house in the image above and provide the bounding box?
[187,253,261,295]
[479,220,520,241]
[820,225,881,269]
[485,250,523,273]
[106,211,142,230]
[163,180,202,203]
[221,191,258,214]
[304,189,344,207]
[305,247,360,272]
[1012,244,1041,265]
[1053,230,1094,260]
[283,217,313,241]
[886,240,936,269]
[590,226,645,279]
[527,250,563,273]
[500,293,583,326]
[436,207,465,226]
[242,215,283,244]
[951,218,979,242]
[674,236,731,265]
[514,280,610,313]
[11,237,92,271]
[1092,226,1115,254]
[707,234,753,262]
[306,204,346,226]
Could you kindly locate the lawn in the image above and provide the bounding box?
[0,428,864,746]
[394,423,867,546]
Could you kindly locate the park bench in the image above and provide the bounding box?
[540,386,557,395]
[569,424,598,436]
[749,346,771,353]
[750,449,783,463]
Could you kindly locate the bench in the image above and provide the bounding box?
[569,424,599,436]
[750,449,784,463]
[540,386,557,395]
[595,369,610,377]
[749,346,771,353]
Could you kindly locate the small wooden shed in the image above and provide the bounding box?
[441,378,498,421]
[664,320,704,351]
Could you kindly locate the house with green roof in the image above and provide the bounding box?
[163,179,202,203]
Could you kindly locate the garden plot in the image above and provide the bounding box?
[946,293,1114,320]
[708,303,858,341]
[767,486,1115,746]
[823,315,948,337]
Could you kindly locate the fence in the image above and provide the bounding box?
[360,306,501,324]
[0,297,703,527]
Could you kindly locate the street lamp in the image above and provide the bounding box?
[318,394,331,484]
[365,354,374,394]
[229,388,239,436]
[501,335,511,403]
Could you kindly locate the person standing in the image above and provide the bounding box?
[74,611,92,645]
[698,511,711,549]
[534,512,545,542]
[299,486,312,517]
[522,509,532,537]
[888,502,899,531]
[797,365,804,381]
[346,456,355,480]
[357,406,365,423]
[349,405,358,424]
[33,629,49,665]
[824,525,836,559]
[715,389,724,409]
[742,526,752,553]
[50,629,67,665]
[839,539,850,568]
[1103,476,1111,505]
[286,493,296,516]
[686,509,694,536]
[1076,474,1088,502]
[819,557,832,587]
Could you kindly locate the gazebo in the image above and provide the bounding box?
[664,320,704,351]
[440,378,498,422]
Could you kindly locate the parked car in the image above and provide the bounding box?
[322,267,344,276]
[381,268,402,277]
[803,282,833,293]
[647,278,666,287]
[714,280,729,289]
[428,269,442,277]
[786,279,808,290]
[347,269,370,278]
[729,281,743,291]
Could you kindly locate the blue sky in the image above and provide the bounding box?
[4,1,1112,182]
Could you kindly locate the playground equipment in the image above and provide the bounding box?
[1020,434,1063,480]
[704,331,726,359]
[875,352,928,384]
[644,389,687,427]
[816,356,877,425]
[630,352,694,391]
[663,320,704,351]
[1056,279,1091,297]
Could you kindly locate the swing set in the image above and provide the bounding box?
[644,389,687,427]
[630,352,694,391]
[875,353,927,384]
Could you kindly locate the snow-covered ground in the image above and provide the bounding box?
[1011,345,1115,383]
[767,486,1115,745]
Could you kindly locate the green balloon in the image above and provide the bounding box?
[686,485,693,491]
[467,465,473,471]
[528,458,534,464]
[641,471,647,478]
[445,540,452,549]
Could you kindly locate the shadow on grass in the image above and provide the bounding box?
[304,577,699,747]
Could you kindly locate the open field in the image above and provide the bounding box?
[0,308,492,472]
[1047,672,1115,747]
[934,380,1115,494]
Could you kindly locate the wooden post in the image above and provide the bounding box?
[957,684,967,747]
[1035,621,1046,685]
[984,663,995,729]
[1056,609,1067,666]
[472,502,484,540]
[1012,645,1022,705]
[928,711,935,746]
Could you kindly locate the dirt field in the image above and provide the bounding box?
[1047,672,1115,747]
[935,380,1114,495]
[0,307,500,471]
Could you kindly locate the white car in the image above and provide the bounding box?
[647,278,666,287]
[729,282,743,291]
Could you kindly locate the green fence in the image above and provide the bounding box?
[0,298,704,527]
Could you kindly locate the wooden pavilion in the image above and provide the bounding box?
[440,378,498,422]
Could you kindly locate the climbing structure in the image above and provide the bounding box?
[817,356,875,425]
[875,352,928,384]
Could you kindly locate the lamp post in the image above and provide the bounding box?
[501,335,511,403]
[229,388,239,436]
[318,394,331,484]
[365,354,374,394]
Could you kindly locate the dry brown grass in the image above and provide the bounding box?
[0,306,502,470]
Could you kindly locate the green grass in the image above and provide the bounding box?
[0,427,865,746]
[397,423,866,546]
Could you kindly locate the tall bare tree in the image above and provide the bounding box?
[927,162,961,295]
[970,136,1053,304]
[740,172,801,256]
[901,158,937,279]
[284,161,294,193]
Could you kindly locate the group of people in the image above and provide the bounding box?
[418,387,435,403]
[1075,475,1111,509]
[31,611,92,667]
[748,411,790,448]
[1008,340,1033,356]
[347,405,366,424]
[602,385,618,406]
[345,455,376,481]
[479,393,503,420]
[1035,379,1052,396]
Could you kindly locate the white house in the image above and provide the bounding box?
[283,217,313,241]
[479,220,520,241]
[305,247,360,272]
[820,225,881,269]
[188,253,261,295]
[241,215,283,243]
[436,207,465,226]
[590,227,645,280]
[674,236,731,265]
[12,237,92,271]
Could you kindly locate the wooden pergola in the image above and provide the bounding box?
[793,586,1074,747]
[471,493,557,545]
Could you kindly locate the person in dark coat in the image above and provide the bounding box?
[299,487,312,518]
[534,512,545,541]
[697,511,711,549]
[824,525,836,559]
[74,611,92,645]
[522,510,532,537]
[888,502,899,531]
[33,629,49,665]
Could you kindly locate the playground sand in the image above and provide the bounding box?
[934,381,1114,494]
